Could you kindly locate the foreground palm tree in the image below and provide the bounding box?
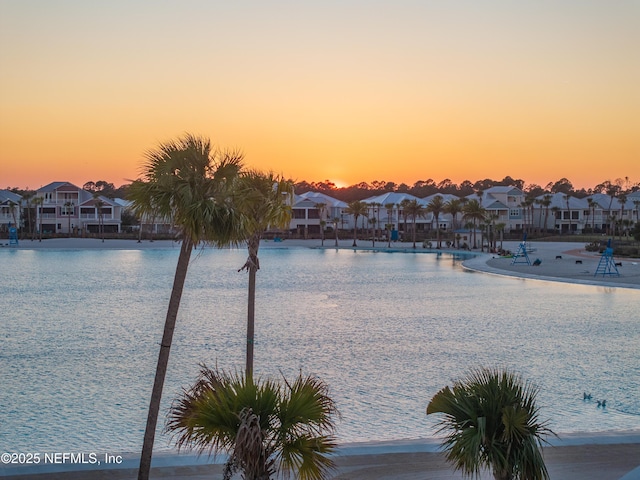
[427,367,553,480]
[236,170,294,381]
[168,366,338,480]
[128,134,244,480]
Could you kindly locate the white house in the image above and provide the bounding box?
[472,186,525,232]
[0,189,22,233]
[35,182,122,235]
[532,193,589,234]
[290,192,348,237]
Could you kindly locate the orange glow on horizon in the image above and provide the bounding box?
[1,3,638,192]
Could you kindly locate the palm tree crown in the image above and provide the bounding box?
[427,367,553,480]
[168,366,338,480]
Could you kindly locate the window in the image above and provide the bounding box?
[572,211,579,219]
[307,209,320,219]
[563,212,570,219]
[509,209,520,217]
[292,209,306,219]
[61,205,74,216]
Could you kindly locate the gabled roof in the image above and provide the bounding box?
[422,193,461,203]
[484,186,524,195]
[299,191,348,208]
[541,192,588,209]
[587,193,616,209]
[78,194,118,207]
[362,192,421,205]
[485,200,509,210]
[37,181,80,192]
[0,189,22,204]
[293,195,321,208]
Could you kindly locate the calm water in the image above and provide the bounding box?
[1,246,639,455]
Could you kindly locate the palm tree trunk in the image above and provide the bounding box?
[412,218,417,248]
[242,234,260,382]
[138,236,193,480]
[246,265,257,380]
[493,469,512,480]
[352,216,358,247]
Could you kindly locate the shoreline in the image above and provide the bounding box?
[4,237,640,290]
[2,433,640,479]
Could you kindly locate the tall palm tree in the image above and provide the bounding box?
[33,196,43,242]
[331,217,340,247]
[586,198,596,233]
[564,194,572,234]
[64,201,74,237]
[426,195,445,248]
[128,134,244,480]
[541,195,552,234]
[344,200,368,247]
[314,202,327,246]
[495,222,506,250]
[384,202,395,247]
[7,200,19,234]
[444,198,463,232]
[462,199,486,249]
[399,198,411,240]
[168,366,338,480]
[22,191,34,240]
[618,193,628,236]
[550,206,560,235]
[427,367,553,480]
[404,199,425,248]
[236,171,294,381]
[368,216,376,246]
[93,193,105,242]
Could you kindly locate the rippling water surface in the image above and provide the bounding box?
[1,246,639,454]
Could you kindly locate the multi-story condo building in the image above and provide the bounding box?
[35,182,122,235]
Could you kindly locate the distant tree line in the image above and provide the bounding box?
[5,175,639,204]
[293,176,639,202]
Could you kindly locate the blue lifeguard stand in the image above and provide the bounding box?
[8,224,18,246]
[511,233,531,265]
[594,239,619,277]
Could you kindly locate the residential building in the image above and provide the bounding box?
[362,192,426,237]
[533,193,589,233]
[588,193,638,235]
[290,192,348,237]
[0,189,22,233]
[35,182,122,235]
[472,186,525,232]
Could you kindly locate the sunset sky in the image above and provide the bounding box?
[1,1,638,191]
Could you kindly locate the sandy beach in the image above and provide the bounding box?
[2,237,639,479]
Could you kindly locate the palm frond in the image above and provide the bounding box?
[427,367,553,479]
